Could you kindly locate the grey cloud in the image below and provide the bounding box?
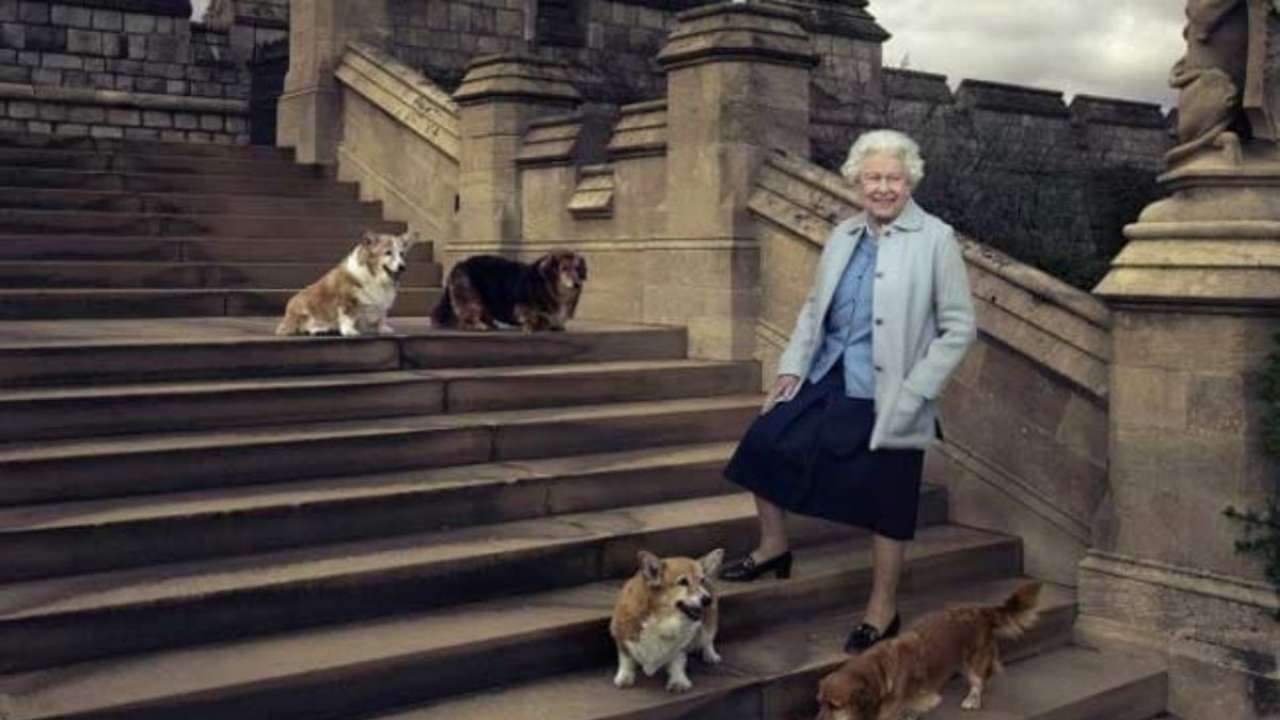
[871,0,1185,107]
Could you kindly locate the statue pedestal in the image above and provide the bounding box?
[1087,145,1280,720]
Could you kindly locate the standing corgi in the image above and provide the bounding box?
[276,230,421,337]
[609,548,724,693]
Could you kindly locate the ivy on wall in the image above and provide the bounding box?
[1225,330,1280,620]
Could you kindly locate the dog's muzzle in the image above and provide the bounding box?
[677,594,711,622]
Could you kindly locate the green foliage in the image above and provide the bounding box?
[1225,330,1280,620]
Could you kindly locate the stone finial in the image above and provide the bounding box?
[453,54,582,107]
[656,2,818,72]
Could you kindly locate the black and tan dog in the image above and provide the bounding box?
[429,251,587,332]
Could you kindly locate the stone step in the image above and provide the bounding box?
[0,188,384,218]
[0,319,685,388]
[0,259,442,290]
[0,167,359,197]
[0,146,329,178]
[0,442,738,581]
[0,234,430,263]
[0,491,950,673]
[0,208,406,238]
[0,359,759,442]
[0,523,1005,717]
[389,600,1160,720]
[0,287,441,319]
[0,131,293,159]
[0,395,761,505]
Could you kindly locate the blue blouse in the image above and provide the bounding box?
[806,225,877,398]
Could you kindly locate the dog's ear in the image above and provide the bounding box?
[698,548,724,577]
[638,550,663,586]
[874,648,896,696]
[361,230,380,248]
[574,254,588,281]
[535,254,558,279]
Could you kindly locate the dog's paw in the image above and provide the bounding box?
[613,668,636,688]
[665,675,693,693]
[700,646,722,665]
[960,690,983,711]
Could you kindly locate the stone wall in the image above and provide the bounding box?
[0,0,250,143]
[386,0,883,106]
[748,151,1110,586]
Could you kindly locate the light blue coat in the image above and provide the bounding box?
[776,198,977,450]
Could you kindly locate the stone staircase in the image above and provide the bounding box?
[0,134,1169,719]
[0,133,440,320]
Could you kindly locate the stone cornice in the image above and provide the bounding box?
[658,4,818,72]
[454,54,582,107]
[0,82,247,114]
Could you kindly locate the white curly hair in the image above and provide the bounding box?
[840,129,925,187]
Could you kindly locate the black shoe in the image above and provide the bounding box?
[719,550,793,582]
[843,613,900,654]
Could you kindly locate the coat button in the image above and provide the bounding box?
[874,318,884,326]
[875,272,883,279]
[874,364,883,372]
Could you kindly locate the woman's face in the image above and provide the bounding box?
[857,152,912,227]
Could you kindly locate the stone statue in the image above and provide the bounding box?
[1168,0,1280,165]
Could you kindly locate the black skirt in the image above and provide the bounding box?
[723,364,925,541]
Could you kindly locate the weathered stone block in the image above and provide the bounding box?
[146,34,181,62]
[173,111,197,129]
[89,72,112,88]
[134,76,165,93]
[224,84,248,100]
[165,79,186,94]
[111,58,141,74]
[66,28,102,55]
[15,49,36,65]
[107,107,140,126]
[160,129,184,142]
[67,106,104,123]
[123,13,155,34]
[91,9,123,31]
[127,33,145,60]
[54,121,88,136]
[62,69,89,87]
[42,52,82,70]
[0,48,14,62]
[155,17,173,34]
[25,26,66,52]
[50,4,91,28]
[1112,365,1189,432]
[200,114,223,131]
[18,1,48,24]
[101,32,123,58]
[27,119,52,133]
[29,67,60,84]
[83,56,104,71]
[0,0,14,22]
[112,74,132,90]
[226,115,246,133]
[0,63,28,82]
[0,22,21,51]
[124,126,159,141]
[37,103,68,121]
[142,110,171,128]
[90,124,123,139]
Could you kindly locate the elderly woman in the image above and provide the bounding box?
[720,129,976,653]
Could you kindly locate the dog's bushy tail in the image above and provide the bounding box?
[428,289,455,328]
[988,581,1041,639]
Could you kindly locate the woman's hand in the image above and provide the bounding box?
[762,374,801,415]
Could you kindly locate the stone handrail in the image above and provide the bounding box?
[330,41,460,246]
[747,149,1111,586]
[335,42,461,162]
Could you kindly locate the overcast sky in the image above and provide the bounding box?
[873,0,1184,108]
[188,1,1184,108]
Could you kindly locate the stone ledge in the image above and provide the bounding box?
[52,0,194,18]
[658,3,817,72]
[606,99,668,159]
[1070,94,1166,130]
[957,79,1070,119]
[884,68,954,104]
[0,82,247,115]
[454,54,582,106]
[567,164,614,219]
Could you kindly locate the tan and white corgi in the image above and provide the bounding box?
[276,230,421,337]
[609,548,724,693]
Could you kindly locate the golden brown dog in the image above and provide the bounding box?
[276,230,421,337]
[815,582,1041,720]
[429,250,587,332]
[609,549,723,693]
